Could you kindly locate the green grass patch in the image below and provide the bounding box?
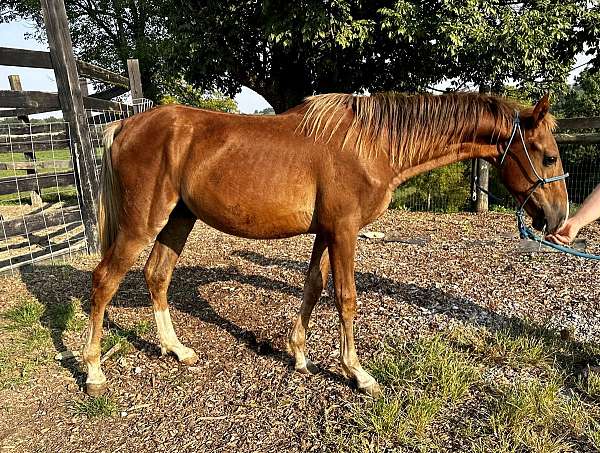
[73,395,117,418]
[100,321,151,359]
[332,321,600,452]
[101,329,133,357]
[46,298,87,332]
[3,298,45,328]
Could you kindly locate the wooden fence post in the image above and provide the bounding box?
[127,59,143,113]
[8,75,43,207]
[472,84,490,212]
[475,159,489,212]
[40,0,99,253]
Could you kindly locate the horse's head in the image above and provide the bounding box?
[495,94,568,233]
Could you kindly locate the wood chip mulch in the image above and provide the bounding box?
[1,210,599,452]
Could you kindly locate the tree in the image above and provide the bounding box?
[160,81,238,112]
[254,107,275,115]
[166,0,600,111]
[2,1,599,111]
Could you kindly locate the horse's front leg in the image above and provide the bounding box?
[329,226,381,397]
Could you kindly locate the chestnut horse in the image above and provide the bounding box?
[83,92,567,397]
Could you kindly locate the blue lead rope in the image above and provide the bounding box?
[516,209,600,260]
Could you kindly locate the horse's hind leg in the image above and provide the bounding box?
[144,208,197,364]
[289,234,329,373]
[84,231,150,396]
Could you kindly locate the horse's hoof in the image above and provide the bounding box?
[359,381,382,398]
[86,381,108,397]
[180,351,199,366]
[296,359,318,375]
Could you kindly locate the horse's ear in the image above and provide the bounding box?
[532,93,550,126]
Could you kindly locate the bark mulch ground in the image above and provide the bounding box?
[1,210,599,452]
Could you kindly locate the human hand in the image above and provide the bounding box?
[546,219,581,245]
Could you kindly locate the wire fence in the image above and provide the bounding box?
[0,98,153,274]
[0,121,86,273]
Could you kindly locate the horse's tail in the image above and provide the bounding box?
[97,121,123,254]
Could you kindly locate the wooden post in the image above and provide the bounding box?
[8,75,43,207]
[473,84,490,212]
[475,159,489,212]
[127,59,142,113]
[40,0,99,253]
[79,78,89,97]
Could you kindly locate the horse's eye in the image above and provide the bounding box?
[543,155,557,167]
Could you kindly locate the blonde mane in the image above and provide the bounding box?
[298,92,556,167]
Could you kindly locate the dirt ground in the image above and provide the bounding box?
[1,210,600,452]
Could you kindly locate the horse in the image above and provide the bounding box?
[83,92,568,397]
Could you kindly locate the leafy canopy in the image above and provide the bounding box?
[2,0,598,110]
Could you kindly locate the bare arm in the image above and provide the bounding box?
[547,184,600,244]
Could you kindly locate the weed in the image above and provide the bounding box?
[3,298,45,328]
[74,395,117,418]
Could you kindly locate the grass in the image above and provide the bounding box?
[73,395,118,418]
[3,298,45,328]
[330,320,600,452]
[100,321,151,358]
[0,297,53,389]
[45,298,87,332]
[0,147,79,205]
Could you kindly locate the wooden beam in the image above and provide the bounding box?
[89,85,128,100]
[41,0,100,253]
[76,60,129,88]
[0,47,130,90]
[0,130,68,142]
[0,141,70,153]
[557,117,600,130]
[83,96,133,113]
[0,171,76,195]
[555,133,600,145]
[0,106,62,117]
[0,123,66,134]
[0,206,81,238]
[0,160,73,170]
[0,90,60,109]
[0,236,86,274]
[0,47,53,69]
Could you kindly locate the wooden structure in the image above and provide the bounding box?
[0,0,142,260]
[0,0,145,270]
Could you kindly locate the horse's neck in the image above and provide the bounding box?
[389,139,499,188]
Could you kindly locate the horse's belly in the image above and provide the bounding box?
[184,186,316,239]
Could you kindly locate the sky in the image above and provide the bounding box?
[0,19,592,118]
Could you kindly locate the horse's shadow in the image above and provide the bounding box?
[16,247,593,387]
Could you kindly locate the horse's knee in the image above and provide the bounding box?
[335,289,357,319]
